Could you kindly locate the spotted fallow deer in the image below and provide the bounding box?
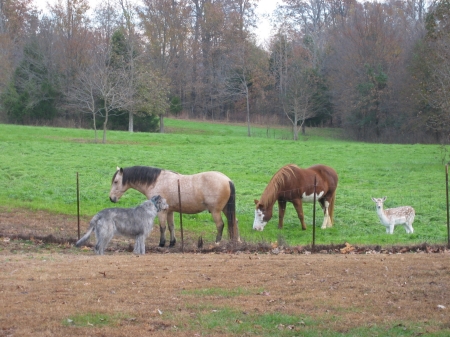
[371,197,415,234]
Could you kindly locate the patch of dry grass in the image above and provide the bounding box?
[1,248,450,336]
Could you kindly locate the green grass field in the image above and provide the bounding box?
[1,119,448,247]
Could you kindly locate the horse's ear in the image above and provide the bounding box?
[119,167,124,174]
[254,199,259,205]
[116,166,120,171]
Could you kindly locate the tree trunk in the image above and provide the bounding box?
[93,111,98,143]
[129,111,134,132]
[246,85,251,137]
[103,101,108,144]
[102,120,107,143]
[159,114,164,133]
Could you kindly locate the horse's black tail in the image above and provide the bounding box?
[226,181,239,241]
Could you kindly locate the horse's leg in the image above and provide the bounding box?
[320,200,332,229]
[158,212,168,247]
[212,210,225,244]
[167,212,177,247]
[291,199,306,230]
[277,200,287,229]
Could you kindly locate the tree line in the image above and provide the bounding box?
[0,0,449,143]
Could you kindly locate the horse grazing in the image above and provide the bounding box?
[253,164,338,231]
[109,166,239,247]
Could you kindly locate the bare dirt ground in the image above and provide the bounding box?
[1,208,450,336]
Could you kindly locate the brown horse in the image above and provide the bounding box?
[109,166,239,247]
[253,164,338,231]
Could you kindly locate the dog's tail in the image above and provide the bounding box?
[75,215,97,247]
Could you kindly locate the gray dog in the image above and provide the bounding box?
[76,195,169,255]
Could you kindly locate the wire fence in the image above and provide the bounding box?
[2,171,449,252]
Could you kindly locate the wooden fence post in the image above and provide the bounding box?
[446,165,449,248]
[312,175,316,251]
[77,172,80,240]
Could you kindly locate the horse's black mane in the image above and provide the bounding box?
[120,166,163,186]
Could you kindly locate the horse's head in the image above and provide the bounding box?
[253,199,272,231]
[109,167,128,203]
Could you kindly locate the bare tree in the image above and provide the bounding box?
[68,38,132,143]
[282,58,316,140]
[67,48,101,141]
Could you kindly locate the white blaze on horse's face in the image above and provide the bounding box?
[253,208,268,231]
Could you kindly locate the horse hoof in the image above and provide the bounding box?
[169,239,176,247]
[159,241,166,247]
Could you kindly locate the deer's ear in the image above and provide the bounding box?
[371,198,376,202]
[382,196,387,201]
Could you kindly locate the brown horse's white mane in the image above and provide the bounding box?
[260,164,298,208]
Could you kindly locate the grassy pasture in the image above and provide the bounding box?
[0,120,448,247]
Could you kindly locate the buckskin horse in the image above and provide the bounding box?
[109,166,239,247]
[253,164,338,231]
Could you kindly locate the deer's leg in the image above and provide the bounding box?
[389,224,394,234]
[278,200,287,229]
[408,219,414,234]
[406,223,414,234]
[292,199,306,230]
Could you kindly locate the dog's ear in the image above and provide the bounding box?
[150,195,162,205]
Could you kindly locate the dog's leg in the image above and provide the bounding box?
[94,226,103,255]
[134,235,145,254]
[95,222,115,255]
